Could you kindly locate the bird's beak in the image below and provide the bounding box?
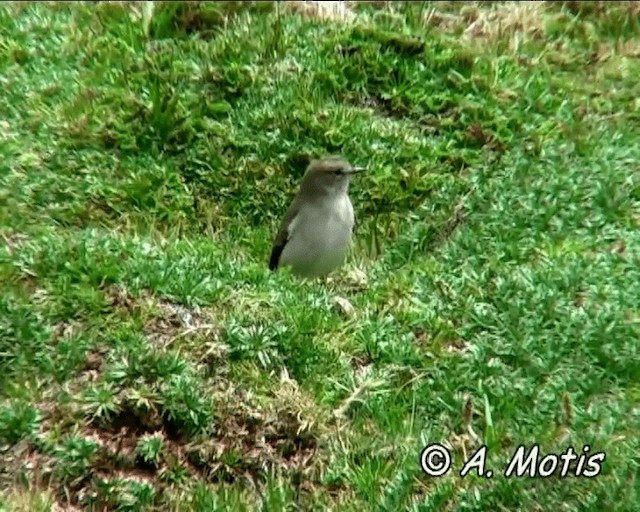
[349,166,366,174]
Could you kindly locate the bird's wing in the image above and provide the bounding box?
[269,200,300,271]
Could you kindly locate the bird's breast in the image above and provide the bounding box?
[279,194,355,277]
[315,195,354,234]
[294,195,354,248]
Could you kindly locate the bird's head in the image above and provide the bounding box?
[299,155,365,198]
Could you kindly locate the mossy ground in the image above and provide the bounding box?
[1,2,639,510]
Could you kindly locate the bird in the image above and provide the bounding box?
[269,156,365,279]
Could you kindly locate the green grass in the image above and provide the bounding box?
[1,1,639,510]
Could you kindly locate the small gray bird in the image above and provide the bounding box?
[269,156,365,278]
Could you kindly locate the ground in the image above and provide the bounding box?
[1,1,639,510]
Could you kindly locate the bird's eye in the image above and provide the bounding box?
[332,169,343,175]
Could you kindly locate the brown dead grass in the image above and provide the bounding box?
[4,375,333,509]
[8,285,336,508]
[1,487,59,512]
[101,0,359,31]
[0,230,30,255]
[284,1,356,23]
[462,1,548,46]
[187,370,331,484]
[0,441,56,506]
[143,298,215,349]
[561,1,640,16]
[104,284,224,354]
[425,0,640,75]
[592,38,640,81]
[438,1,640,50]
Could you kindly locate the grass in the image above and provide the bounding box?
[1,1,639,510]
